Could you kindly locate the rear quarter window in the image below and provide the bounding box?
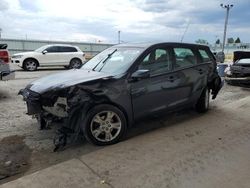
[199,49,213,63]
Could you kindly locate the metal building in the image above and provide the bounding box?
[0,38,113,58]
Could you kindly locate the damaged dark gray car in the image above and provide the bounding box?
[225,51,250,85]
[19,42,222,148]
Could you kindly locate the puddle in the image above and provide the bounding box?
[0,135,31,182]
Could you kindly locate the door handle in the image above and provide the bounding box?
[167,76,176,82]
[196,68,204,74]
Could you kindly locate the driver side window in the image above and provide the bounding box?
[139,48,171,76]
[46,46,59,53]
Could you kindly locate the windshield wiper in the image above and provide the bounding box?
[92,49,117,71]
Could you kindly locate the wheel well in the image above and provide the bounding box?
[70,58,82,63]
[197,85,208,100]
[23,58,39,67]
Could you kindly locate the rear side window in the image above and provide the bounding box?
[199,49,212,63]
[173,48,197,69]
[60,46,78,52]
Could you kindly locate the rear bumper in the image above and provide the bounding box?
[0,70,15,80]
[209,74,223,99]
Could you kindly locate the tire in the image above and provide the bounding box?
[195,87,210,113]
[69,58,82,69]
[82,104,127,146]
[23,58,38,71]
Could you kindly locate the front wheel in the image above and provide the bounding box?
[82,104,127,146]
[23,59,38,71]
[195,87,210,113]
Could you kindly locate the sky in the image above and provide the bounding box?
[0,0,249,44]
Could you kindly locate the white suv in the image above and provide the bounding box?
[11,44,85,71]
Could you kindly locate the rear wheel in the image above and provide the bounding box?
[23,59,38,71]
[69,58,82,69]
[82,104,127,146]
[195,87,210,113]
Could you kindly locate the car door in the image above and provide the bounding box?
[59,46,77,65]
[131,45,182,119]
[40,46,62,65]
[193,48,214,99]
[171,46,205,105]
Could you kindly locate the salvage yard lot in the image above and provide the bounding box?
[0,64,250,187]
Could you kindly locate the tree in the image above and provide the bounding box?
[215,39,220,44]
[195,39,209,45]
[235,37,241,43]
[227,37,234,44]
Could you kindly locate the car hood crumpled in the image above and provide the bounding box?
[28,69,113,93]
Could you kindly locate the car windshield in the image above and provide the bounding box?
[35,45,51,52]
[81,47,143,74]
[237,58,250,64]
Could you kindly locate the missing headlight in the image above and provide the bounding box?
[42,97,69,117]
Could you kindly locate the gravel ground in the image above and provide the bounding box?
[0,64,249,185]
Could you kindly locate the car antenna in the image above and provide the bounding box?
[180,21,190,43]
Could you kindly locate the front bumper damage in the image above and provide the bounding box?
[19,88,71,151]
[19,89,42,115]
[18,86,97,151]
[225,63,250,86]
[19,88,72,117]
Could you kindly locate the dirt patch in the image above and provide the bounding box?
[0,91,9,100]
[0,135,31,182]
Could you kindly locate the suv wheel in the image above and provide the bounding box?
[195,87,210,113]
[83,104,127,146]
[69,58,82,69]
[23,59,38,71]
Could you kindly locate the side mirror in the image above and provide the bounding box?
[42,50,48,54]
[131,69,150,80]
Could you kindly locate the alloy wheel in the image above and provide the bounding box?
[90,111,122,142]
[70,59,81,69]
[25,61,37,71]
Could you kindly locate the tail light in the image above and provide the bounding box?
[0,50,9,63]
[82,53,85,57]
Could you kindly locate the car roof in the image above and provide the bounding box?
[114,42,209,49]
[46,44,77,47]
